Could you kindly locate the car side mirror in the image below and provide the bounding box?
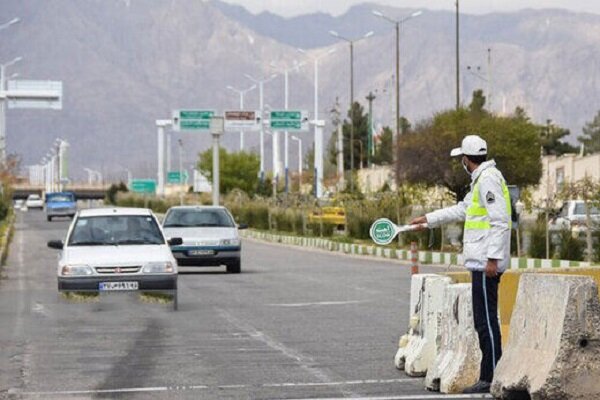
[47,240,64,250]
[168,237,183,246]
[237,223,249,230]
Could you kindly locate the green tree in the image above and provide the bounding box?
[373,126,393,165]
[197,149,260,196]
[328,101,370,170]
[579,110,600,154]
[540,119,578,156]
[397,95,542,200]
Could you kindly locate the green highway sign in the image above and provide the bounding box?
[271,120,303,130]
[270,110,309,132]
[172,109,214,132]
[130,179,156,194]
[271,111,301,120]
[167,171,189,184]
[369,218,397,246]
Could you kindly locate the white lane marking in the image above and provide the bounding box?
[32,302,47,316]
[12,378,417,397]
[267,300,367,307]
[218,309,339,385]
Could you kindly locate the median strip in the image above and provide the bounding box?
[240,229,594,270]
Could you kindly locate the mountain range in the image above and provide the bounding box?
[1,0,599,180]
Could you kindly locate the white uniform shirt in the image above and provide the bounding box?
[425,160,511,272]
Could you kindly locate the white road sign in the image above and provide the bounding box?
[6,80,63,110]
[224,110,261,131]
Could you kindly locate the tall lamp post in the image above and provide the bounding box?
[291,135,302,192]
[455,0,460,110]
[329,30,373,192]
[372,9,422,182]
[297,47,336,198]
[270,61,304,194]
[226,84,256,151]
[244,73,277,184]
[0,56,22,165]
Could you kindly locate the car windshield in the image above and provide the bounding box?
[574,203,600,216]
[68,215,165,246]
[163,209,235,228]
[46,194,74,202]
[28,195,40,200]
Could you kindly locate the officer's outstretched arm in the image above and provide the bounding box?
[424,193,469,228]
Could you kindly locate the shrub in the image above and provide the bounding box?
[557,230,584,261]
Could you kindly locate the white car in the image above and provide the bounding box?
[25,194,44,209]
[549,200,600,234]
[47,207,182,309]
[162,206,246,273]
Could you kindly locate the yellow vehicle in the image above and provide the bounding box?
[308,207,346,228]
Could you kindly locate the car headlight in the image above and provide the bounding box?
[142,262,175,274]
[220,238,240,246]
[61,265,93,276]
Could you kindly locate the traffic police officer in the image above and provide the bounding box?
[411,134,511,394]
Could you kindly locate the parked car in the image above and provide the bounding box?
[25,194,44,209]
[45,191,77,221]
[162,206,246,273]
[47,207,182,310]
[549,200,600,235]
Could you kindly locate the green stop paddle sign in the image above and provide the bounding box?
[370,218,397,245]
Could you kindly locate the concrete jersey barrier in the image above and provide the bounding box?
[425,283,481,394]
[491,274,600,399]
[394,274,452,376]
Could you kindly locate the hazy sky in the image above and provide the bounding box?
[221,0,600,17]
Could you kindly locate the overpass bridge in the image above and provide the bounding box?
[12,184,110,200]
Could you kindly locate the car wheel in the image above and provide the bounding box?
[47,216,52,222]
[226,260,241,274]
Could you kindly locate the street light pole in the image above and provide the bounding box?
[297,48,336,199]
[292,136,302,192]
[456,0,460,110]
[244,73,277,184]
[270,61,304,194]
[0,56,23,166]
[372,10,422,182]
[226,84,256,151]
[178,139,184,206]
[329,30,373,192]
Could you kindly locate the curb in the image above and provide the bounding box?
[240,230,593,270]
[0,211,15,265]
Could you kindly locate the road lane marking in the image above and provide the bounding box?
[11,378,418,397]
[267,300,368,307]
[218,309,336,383]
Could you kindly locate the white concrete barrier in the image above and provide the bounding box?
[394,274,452,376]
[425,283,481,393]
[491,274,600,399]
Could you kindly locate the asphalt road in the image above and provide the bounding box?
[0,211,487,400]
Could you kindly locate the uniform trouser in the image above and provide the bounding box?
[471,270,502,383]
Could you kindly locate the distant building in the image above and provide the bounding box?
[532,153,600,206]
[357,165,396,193]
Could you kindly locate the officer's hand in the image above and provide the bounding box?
[485,259,498,278]
[410,216,428,231]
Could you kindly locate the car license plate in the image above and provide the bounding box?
[99,282,139,291]
[188,249,215,256]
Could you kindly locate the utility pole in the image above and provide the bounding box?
[487,47,493,111]
[366,92,376,168]
[155,119,172,197]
